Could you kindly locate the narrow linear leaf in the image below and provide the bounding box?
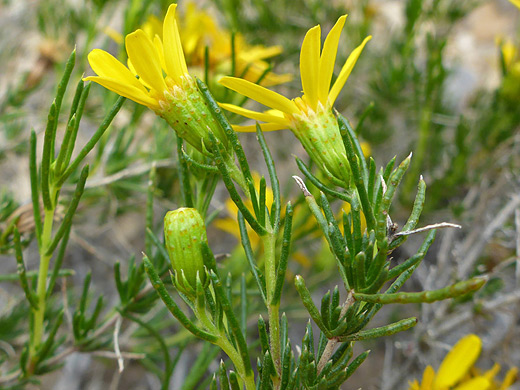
[272,202,293,305]
[256,124,281,230]
[46,165,89,255]
[338,317,417,342]
[354,277,486,304]
[295,157,352,203]
[13,228,38,309]
[294,275,332,338]
[142,255,217,342]
[57,96,125,186]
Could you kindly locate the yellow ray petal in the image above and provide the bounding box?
[219,103,289,126]
[84,76,158,109]
[300,25,321,110]
[328,35,372,106]
[103,27,123,44]
[452,377,491,390]
[163,3,188,82]
[499,367,518,390]
[87,49,146,92]
[260,72,293,87]
[153,35,167,72]
[408,380,420,390]
[510,0,520,9]
[433,334,482,389]
[213,218,241,240]
[232,123,287,133]
[239,45,283,62]
[420,365,435,390]
[318,15,347,104]
[484,363,501,381]
[127,58,153,90]
[220,76,299,114]
[125,29,168,94]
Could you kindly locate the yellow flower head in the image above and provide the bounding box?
[219,15,371,185]
[409,334,518,390]
[85,4,228,154]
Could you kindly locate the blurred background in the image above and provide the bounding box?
[0,0,519,389]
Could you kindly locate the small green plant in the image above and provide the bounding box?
[1,1,518,389]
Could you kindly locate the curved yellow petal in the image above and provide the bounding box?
[219,103,289,126]
[484,363,501,381]
[452,377,491,390]
[232,123,287,133]
[104,27,123,44]
[213,218,241,240]
[127,58,153,90]
[510,0,520,9]
[408,380,420,390]
[87,49,146,92]
[300,24,321,110]
[499,367,518,390]
[153,35,167,72]
[84,76,158,109]
[421,365,435,390]
[240,45,283,62]
[433,335,482,389]
[328,35,372,106]
[318,15,347,104]
[125,29,168,94]
[220,76,299,114]
[163,3,188,82]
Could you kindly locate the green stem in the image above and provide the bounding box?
[264,232,281,381]
[195,306,256,390]
[30,206,55,361]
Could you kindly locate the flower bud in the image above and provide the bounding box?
[164,208,208,293]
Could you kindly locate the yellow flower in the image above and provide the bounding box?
[499,38,517,72]
[214,172,274,246]
[339,202,367,234]
[129,3,291,88]
[219,15,371,185]
[180,2,291,87]
[409,334,518,390]
[509,0,520,9]
[85,4,229,154]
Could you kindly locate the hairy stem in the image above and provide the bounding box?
[195,306,255,390]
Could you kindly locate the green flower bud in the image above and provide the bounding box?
[164,208,208,293]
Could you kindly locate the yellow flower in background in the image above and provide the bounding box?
[496,36,520,100]
[85,4,229,154]
[111,3,291,88]
[219,15,371,185]
[339,202,367,234]
[214,172,274,246]
[509,0,520,9]
[499,38,517,72]
[179,2,291,87]
[408,334,518,390]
